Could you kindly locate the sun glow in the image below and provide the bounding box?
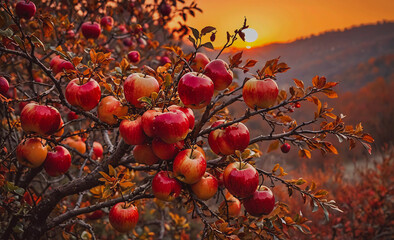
[242,28,259,43]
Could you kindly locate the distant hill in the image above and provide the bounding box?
[204,21,394,92]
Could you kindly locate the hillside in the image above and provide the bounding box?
[204,21,394,92]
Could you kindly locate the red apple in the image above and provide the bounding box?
[178,72,214,109]
[280,143,291,153]
[151,171,182,201]
[123,38,134,47]
[190,53,210,72]
[133,144,160,165]
[65,78,101,111]
[204,59,233,91]
[243,185,275,216]
[109,202,139,232]
[17,138,47,168]
[124,73,159,108]
[20,102,62,136]
[223,162,259,198]
[54,118,64,137]
[81,22,101,39]
[67,111,78,121]
[159,56,171,66]
[92,142,103,160]
[242,78,279,109]
[97,96,128,124]
[86,209,104,220]
[141,109,161,137]
[119,117,147,145]
[15,0,36,20]
[0,76,10,96]
[208,120,250,156]
[158,1,171,16]
[153,110,189,144]
[100,16,114,31]
[44,146,71,177]
[66,30,75,40]
[152,138,184,161]
[127,51,140,64]
[219,194,241,217]
[191,172,218,200]
[173,149,206,184]
[50,56,74,75]
[168,105,195,129]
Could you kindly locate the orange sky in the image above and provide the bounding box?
[182,0,394,48]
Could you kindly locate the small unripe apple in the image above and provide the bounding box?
[280,143,291,153]
[109,202,139,232]
[67,111,78,121]
[81,22,101,39]
[127,51,140,64]
[100,16,114,31]
[66,30,75,40]
[152,171,182,201]
[0,76,10,96]
[44,146,72,177]
[15,0,36,20]
[17,138,47,168]
[86,209,104,220]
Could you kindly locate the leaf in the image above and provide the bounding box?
[312,76,319,88]
[324,142,338,154]
[30,35,45,50]
[201,42,214,50]
[189,26,200,40]
[201,26,216,36]
[298,149,311,159]
[293,79,304,89]
[42,17,54,37]
[322,89,338,98]
[362,134,374,143]
[108,165,116,176]
[272,163,280,173]
[99,171,112,181]
[229,51,243,67]
[238,31,245,41]
[188,35,196,46]
[267,140,279,153]
[314,189,328,198]
[244,59,257,68]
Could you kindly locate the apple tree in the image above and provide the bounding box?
[0,0,374,239]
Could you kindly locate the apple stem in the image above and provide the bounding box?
[189,148,194,158]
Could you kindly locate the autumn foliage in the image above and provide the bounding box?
[0,0,382,240]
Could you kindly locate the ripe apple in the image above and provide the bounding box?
[97,96,128,124]
[152,138,184,161]
[109,202,139,232]
[0,76,10,95]
[159,56,171,66]
[81,22,101,39]
[127,51,140,64]
[119,117,147,145]
[151,171,182,201]
[219,194,241,217]
[86,209,104,220]
[208,120,250,156]
[141,109,161,137]
[133,144,160,165]
[280,143,291,153]
[204,59,233,91]
[191,172,218,200]
[158,1,171,16]
[65,78,101,111]
[178,72,214,109]
[66,30,75,40]
[54,118,64,137]
[243,185,275,216]
[168,105,195,129]
[173,149,206,184]
[92,142,103,160]
[20,102,62,136]
[17,138,47,168]
[63,136,86,154]
[100,16,114,31]
[67,111,78,121]
[44,146,72,177]
[242,78,279,109]
[153,110,189,144]
[190,53,210,72]
[50,56,74,75]
[124,73,159,108]
[223,162,259,198]
[15,0,36,20]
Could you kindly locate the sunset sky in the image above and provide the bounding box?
[182,0,394,48]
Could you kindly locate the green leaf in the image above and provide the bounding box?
[31,35,45,51]
[0,28,13,38]
[189,26,200,40]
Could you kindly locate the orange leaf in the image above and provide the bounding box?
[293,79,304,89]
[322,89,338,98]
[312,76,319,88]
[267,140,280,153]
[362,134,374,143]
